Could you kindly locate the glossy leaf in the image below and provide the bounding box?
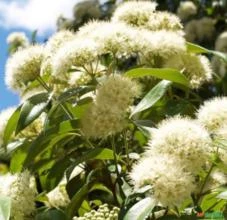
[123,197,156,220]
[131,80,171,116]
[35,209,68,220]
[187,42,227,62]
[3,106,21,146]
[125,68,189,87]
[16,92,50,134]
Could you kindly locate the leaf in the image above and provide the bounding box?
[123,197,156,220]
[66,183,90,218]
[45,158,72,191]
[35,209,68,220]
[0,196,11,220]
[131,80,171,116]
[16,92,50,134]
[3,106,21,146]
[125,68,189,87]
[66,148,115,180]
[23,119,79,167]
[187,42,227,62]
[10,141,30,172]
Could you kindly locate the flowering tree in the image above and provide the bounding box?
[1,1,227,219]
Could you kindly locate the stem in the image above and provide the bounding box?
[111,136,125,200]
[124,131,130,171]
[196,163,215,205]
[37,76,74,120]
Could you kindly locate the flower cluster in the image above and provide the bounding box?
[81,75,140,138]
[73,204,120,220]
[6,32,29,49]
[177,1,197,21]
[0,171,37,220]
[130,116,212,207]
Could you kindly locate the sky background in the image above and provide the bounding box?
[0,0,79,111]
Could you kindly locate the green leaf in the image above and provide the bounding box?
[125,68,189,87]
[45,158,72,191]
[23,119,79,167]
[10,141,30,172]
[35,209,68,220]
[123,197,156,220]
[187,42,227,62]
[131,80,171,116]
[16,92,50,134]
[66,183,90,218]
[0,196,11,220]
[66,148,115,180]
[3,106,21,146]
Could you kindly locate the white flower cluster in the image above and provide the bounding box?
[130,116,212,207]
[7,32,29,47]
[5,45,45,93]
[81,75,140,138]
[164,53,212,88]
[0,171,37,220]
[73,204,119,220]
[185,17,215,43]
[4,0,214,94]
[211,31,227,77]
[177,1,197,21]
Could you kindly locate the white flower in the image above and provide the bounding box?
[164,53,212,88]
[141,30,186,65]
[81,75,140,138]
[46,182,70,208]
[7,32,29,47]
[146,116,212,172]
[215,31,227,52]
[0,107,16,147]
[145,11,183,32]
[197,97,227,133]
[185,18,215,42]
[112,1,157,27]
[52,38,101,80]
[5,45,45,92]
[0,171,37,220]
[211,56,227,77]
[177,1,197,21]
[130,155,196,207]
[45,30,75,55]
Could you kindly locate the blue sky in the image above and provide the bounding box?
[0,0,78,111]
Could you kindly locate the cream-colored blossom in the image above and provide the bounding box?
[177,1,197,21]
[130,155,196,207]
[185,18,215,42]
[52,38,100,80]
[197,97,227,133]
[146,116,212,172]
[0,171,37,220]
[215,31,227,52]
[0,107,16,147]
[45,30,75,55]
[164,53,212,88]
[46,182,70,208]
[141,30,186,65]
[211,56,227,77]
[73,204,120,220]
[112,1,157,27]
[5,45,45,92]
[81,75,140,138]
[73,0,101,21]
[7,32,29,47]
[145,11,183,32]
[96,75,141,111]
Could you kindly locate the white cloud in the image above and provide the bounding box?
[0,0,79,35]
